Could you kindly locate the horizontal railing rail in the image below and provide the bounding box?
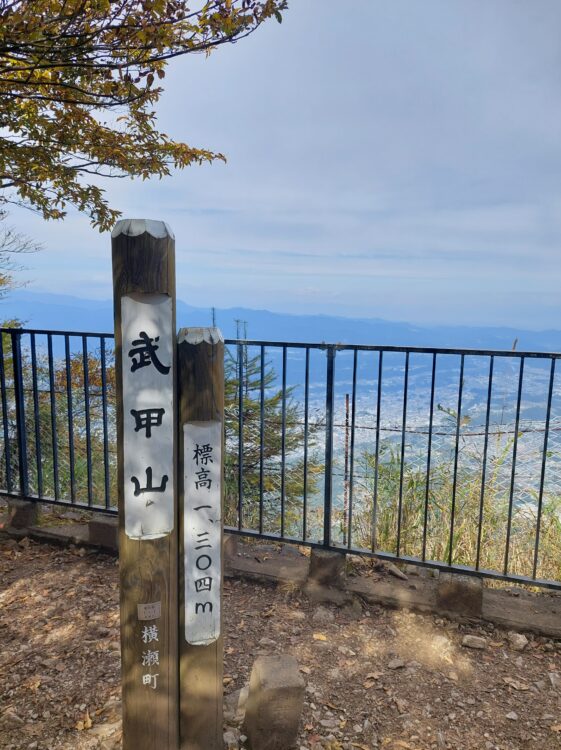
[1,326,560,590]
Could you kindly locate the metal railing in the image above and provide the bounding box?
[1,327,560,590]
[0,327,115,510]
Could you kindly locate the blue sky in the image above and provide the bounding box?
[7,1,561,329]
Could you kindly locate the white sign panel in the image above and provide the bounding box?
[122,294,174,540]
[184,420,222,645]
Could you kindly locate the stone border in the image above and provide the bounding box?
[1,506,560,640]
[227,542,561,638]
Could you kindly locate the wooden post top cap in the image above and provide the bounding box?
[111,218,175,240]
[178,327,224,345]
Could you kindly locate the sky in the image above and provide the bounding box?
[7,0,561,329]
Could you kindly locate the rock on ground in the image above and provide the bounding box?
[508,632,529,651]
[462,635,487,650]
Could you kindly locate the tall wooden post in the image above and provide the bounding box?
[112,219,179,750]
[177,327,224,750]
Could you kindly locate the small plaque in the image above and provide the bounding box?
[137,601,162,621]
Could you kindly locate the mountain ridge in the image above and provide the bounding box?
[2,290,561,352]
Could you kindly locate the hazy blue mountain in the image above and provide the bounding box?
[3,290,561,352]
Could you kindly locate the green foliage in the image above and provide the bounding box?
[351,430,561,584]
[0,340,117,507]
[0,0,288,229]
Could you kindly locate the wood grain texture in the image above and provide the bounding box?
[112,221,179,750]
[177,328,224,750]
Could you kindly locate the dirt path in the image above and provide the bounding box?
[0,535,560,750]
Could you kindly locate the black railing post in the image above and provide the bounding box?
[323,346,336,548]
[0,333,13,493]
[237,342,244,530]
[11,331,29,497]
[64,335,76,503]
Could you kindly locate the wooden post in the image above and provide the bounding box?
[112,219,179,750]
[177,327,224,750]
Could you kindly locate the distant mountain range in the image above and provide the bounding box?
[3,290,561,353]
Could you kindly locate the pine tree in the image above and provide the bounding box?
[223,345,321,539]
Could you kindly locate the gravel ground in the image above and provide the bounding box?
[1,535,560,750]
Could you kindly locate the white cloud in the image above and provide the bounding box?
[6,0,561,329]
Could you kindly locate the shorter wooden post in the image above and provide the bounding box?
[178,327,224,750]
